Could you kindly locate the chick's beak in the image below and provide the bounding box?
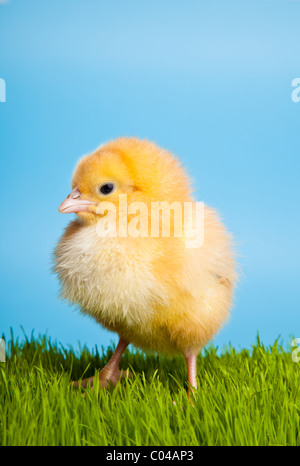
[58,187,98,214]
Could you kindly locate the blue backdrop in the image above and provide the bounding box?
[0,0,299,353]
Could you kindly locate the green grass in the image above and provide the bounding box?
[1,331,300,446]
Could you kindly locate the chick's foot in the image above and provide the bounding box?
[72,366,132,390]
[72,337,130,391]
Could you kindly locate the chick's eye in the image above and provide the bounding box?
[99,182,116,195]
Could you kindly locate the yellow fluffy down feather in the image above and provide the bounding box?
[54,137,236,394]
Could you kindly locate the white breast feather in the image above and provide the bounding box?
[55,225,169,326]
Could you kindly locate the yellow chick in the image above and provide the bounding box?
[54,137,236,396]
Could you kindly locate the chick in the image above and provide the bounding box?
[54,137,236,396]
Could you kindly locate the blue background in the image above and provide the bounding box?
[0,0,299,353]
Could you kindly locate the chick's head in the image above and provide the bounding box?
[59,137,192,225]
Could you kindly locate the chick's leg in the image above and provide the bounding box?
[184,353,198,399]
[73,338,131,390]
